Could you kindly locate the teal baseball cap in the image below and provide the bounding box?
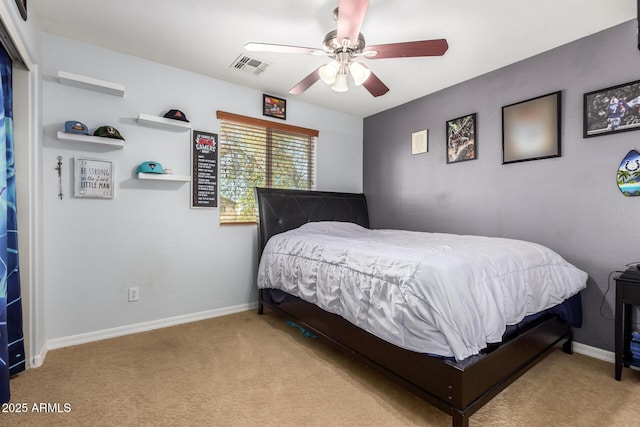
[137,161,164,174]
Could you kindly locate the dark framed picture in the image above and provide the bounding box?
[263,94,286,120]
[446,113,477,164]
[14,0,26,21]
[583,80,640,138]
[502,91,561,164]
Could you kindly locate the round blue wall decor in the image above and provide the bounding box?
[618,149,640,196]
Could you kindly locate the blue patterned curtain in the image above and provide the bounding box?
[0,42,24,404]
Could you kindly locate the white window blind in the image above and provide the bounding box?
[216,111,317,224]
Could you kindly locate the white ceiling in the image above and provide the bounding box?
[31,0,636,118]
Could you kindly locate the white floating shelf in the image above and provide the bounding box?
[137,173,190,182]
[57,71,125,97]
[57,131,125,149]
[137,114,191,131]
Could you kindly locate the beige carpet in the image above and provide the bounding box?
[3,310,640,426]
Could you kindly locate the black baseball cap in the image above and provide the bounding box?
[163,109,189,122]
[93,125,125,140]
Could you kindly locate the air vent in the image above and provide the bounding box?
[230,54,270,75]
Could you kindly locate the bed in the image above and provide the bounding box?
[254,187,586,427]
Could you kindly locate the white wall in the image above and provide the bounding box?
[41,33,363,342]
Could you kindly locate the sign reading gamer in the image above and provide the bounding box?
[191,130,218,208]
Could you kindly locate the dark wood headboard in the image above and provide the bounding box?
[254,187,369,254]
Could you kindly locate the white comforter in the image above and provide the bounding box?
[257,222,587,361]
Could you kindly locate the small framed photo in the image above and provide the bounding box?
[74,157,114,199]
[502,91,561,164]
[263,94,286,120]
[446,113,477,164]
[583,80,640,138]
[411,129,428,154]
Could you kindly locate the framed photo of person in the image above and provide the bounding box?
[583,80,640,138]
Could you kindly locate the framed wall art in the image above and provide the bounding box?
[73,157,114,199]
[446,113,477,164]
[583,79,640,138]
[502,91,561,164]
[411,129,428,154]
[263,94,286,120]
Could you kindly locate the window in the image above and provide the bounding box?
[216,111,318,224]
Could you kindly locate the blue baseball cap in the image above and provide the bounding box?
[137,161,164,174]
[64,121,89,135]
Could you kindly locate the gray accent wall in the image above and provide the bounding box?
[363,20,640,352]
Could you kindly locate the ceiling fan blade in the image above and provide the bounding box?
[362,71,389,97]
[336,0,369,48]
[364,39,448,59]
[289,67,322,95]
[245,42,324,56]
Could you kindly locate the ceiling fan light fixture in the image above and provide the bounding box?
[331,72,349,92]
[319,61,339,84]
[245,1,448,98]
[349,62,371,86]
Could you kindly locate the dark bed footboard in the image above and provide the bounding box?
[259,288,570,427]
[254,187,574,427]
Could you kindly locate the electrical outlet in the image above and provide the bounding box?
[128,287,139,302]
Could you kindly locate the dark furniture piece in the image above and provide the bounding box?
[615,267,640,380]
[255,187,575,427]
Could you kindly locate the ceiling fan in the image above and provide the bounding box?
[245,0,448,97]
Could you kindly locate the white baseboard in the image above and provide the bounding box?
[571,342,640,371]
[46,302,258,352]
[573,341,614,363]
[30,343,48,369]
[35,311,618,370]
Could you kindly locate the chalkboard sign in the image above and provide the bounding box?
[191,130,218,208]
